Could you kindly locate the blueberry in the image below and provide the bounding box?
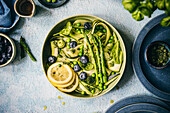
[1,52,6,58]
[0,58,5,64]
[7,53,12,59]
[84,22,92,30]
[48,56,57,64]
[69,41,77,48]
[79,72,87,80]
[7,46,12,53]
[73,64,81,72]
[4,38,8,45]
[80,55,89,64]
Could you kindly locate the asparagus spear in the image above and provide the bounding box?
[84,34,99,85]
[20,37,37,62]
[95,35,107,83]
[91,35,103,84]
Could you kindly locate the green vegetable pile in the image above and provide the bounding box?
[122,0,170,27]
[47,19,124,96]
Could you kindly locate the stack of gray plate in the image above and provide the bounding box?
[105,96,170,113]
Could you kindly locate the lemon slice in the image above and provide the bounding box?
[53,72,76,88]
[47,62,73,85]
[58,74,79,92]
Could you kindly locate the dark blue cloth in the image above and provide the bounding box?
[0,0,12,27]
[0,0,20,33]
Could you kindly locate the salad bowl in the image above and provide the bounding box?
[42,15,126,98]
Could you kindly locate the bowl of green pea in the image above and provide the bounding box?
[145,41,170,69]
[38,0,67,8]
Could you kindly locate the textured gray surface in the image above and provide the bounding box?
[0,0,164,113]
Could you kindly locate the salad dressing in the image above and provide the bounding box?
[19,1,33,16]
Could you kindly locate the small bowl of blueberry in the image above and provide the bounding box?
[0,33,16,67]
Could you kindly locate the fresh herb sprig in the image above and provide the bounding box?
[122,0,170,27]
[20,37,37,62]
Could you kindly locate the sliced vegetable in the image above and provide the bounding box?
[54,22,72,36]
[20,37,36,62]
[51,40,58,57]
[91,22,111,46]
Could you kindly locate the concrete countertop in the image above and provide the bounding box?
[0,0,164,113]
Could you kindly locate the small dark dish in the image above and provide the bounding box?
[38,0,67,8]
[0,33,16,67]
[145,41,170,69]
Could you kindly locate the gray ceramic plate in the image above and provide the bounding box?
[105,95,170,113]
[116,103,169,113]
[132,14,170,101]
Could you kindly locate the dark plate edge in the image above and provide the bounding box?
[104,95,170,113]
[115,103,169,113]
[132,13,170,101]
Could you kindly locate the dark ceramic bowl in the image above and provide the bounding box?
[0,33,16,67]
[145,41,170,69]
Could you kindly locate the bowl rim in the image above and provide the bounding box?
[0,33,16,67]
[145,41,170,69]
[41,14,126,99]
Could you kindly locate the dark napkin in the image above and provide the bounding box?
[0,0,19,32]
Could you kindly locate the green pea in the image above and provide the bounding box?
[73,61,77,65]
[103,85,107,89]
[80,45,84,49]
[99,87,103,90]
[94,29,98,33]
[99,83,103,87]
[77,23,81,27]
[52,0,56,3]
[67,45,70,49]
[103,29,106,33]
[58,64,61,67]
[47,0,51,2]
[79,52,82,56]
[91,73,96,77]
[96,26,100,29]
[80,49,83,53]
[110,36,114,40]
[71,64,74,68]
[108,40,112,43]
[98,29,102,32]
[99,26,103,29]
[111,71,115,75]
[67,38,71,43]
[77,30,81,34]
[98,73,102,77]
[76,28,79,31]
[81,91,85,95]
[91,90,95,94]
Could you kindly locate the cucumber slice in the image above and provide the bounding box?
[57,56,70,63]
[109,64,121,72]
[53,22,72,36]
[51,41,58,57]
